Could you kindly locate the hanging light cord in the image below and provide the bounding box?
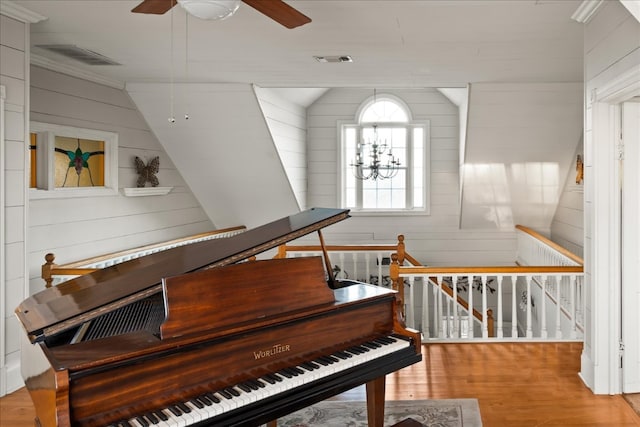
[184,12,189,120]
[168,0,175,123]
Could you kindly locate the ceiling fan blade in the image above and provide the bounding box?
[242,0,311,29]
[132,0,178,14]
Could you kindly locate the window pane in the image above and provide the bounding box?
[413,127,424,208]
[361,99,408,123]
[54,137,105,188]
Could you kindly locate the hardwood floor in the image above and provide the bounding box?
[1,342,638,426]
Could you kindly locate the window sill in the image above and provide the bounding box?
[348,209,430,217]
[122,187,173,197]
[30,187,119,199]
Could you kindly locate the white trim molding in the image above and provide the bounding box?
[0,85,6,397]
[0,0,46,23]
[571,0,605,23]
[31,54,125,90]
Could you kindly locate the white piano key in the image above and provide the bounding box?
[112,335,411,427]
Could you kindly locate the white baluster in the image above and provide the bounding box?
[540,275,548,339]
[452,275,459,338]
[511,276,518,339]
[437,275,444,338]
[421,276,430,336]
[526,275,533,338]
[406,276,415,330]
[497,275,504,338]
[481,275,488,338]
[570,274,577,339]
[555,275,562,339]
[467,276,474,339]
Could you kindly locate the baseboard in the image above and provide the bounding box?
[579,348,595,392]
[3,357,24,395]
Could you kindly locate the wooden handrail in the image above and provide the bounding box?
[398,265,584,274]
[516,224,584,265]
[42,226,246,287]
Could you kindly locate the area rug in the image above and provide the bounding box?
[273,399,482,427]
[623,393,640,417]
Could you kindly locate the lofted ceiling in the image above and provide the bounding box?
[5,0,589,230]
[10,0,584,98]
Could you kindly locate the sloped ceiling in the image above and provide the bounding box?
[127,82,299,228]
[6,0,586,229]
[461,82,583,232]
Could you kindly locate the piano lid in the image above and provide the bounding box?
[16,207,350,342]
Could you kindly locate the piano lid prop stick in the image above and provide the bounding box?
[317,230,337,289]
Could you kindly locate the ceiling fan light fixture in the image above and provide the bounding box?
[177,0,241,20]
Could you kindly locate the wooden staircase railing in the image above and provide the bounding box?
[42,226,246,287]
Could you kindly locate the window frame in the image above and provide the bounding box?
[337,94,431,216]
[29,122,118,199]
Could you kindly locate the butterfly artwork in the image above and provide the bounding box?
[134,156,160,188]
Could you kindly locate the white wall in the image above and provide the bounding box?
[306,88,517,266]
[550,141,584,258]
[0,11,31,396]
[254,86,306,210]
[28,66,215,296]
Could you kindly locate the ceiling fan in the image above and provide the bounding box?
[131,0,311,29]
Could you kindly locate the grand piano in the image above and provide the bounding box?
[15,207,422,427]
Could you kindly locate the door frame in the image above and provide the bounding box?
[587,65,640,394]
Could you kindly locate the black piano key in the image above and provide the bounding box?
[219,389,233,399]
[205,392,221,403]
[300,362,316,371]
[144,412,159,424]
[238,383,252,392]
[283,367,299,376]
[363,341,381,349]
[155,410,169,421]
[227,387,240,397]
[252,379,266,388]
[135,416,149,427]
[198,394,213,406]
[190,398,204,409]
[278,369,293,378]
[313,358,329,366]
[262,375,276,384]
[177,402,191,413]
[270,373,284,382]
[168,405,182,416]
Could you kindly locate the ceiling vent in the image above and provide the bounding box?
[36,44,121,66]
[314,55,353,63]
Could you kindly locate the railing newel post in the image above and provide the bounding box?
[42,253,57,288]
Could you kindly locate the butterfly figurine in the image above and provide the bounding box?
[134,156,160,188]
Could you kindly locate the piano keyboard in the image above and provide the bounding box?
[107,335,411,427]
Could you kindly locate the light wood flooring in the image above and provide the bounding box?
[1,342,638,426]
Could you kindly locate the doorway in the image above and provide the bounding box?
[621,100,640,392]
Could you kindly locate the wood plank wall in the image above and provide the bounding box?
[0,13,29,396]
[27,67,215,294]
[306,88,517,267]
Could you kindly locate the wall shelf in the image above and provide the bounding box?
[122,187,173,197]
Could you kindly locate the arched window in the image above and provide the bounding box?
[340,92,430,213]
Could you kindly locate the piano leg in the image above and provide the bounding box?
[266,421,277,427]
[366,376,386,427]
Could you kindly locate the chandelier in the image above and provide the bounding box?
[351,124,401,180]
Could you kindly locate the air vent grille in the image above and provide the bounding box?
[36,44,121,66]
[314,55,353,63]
